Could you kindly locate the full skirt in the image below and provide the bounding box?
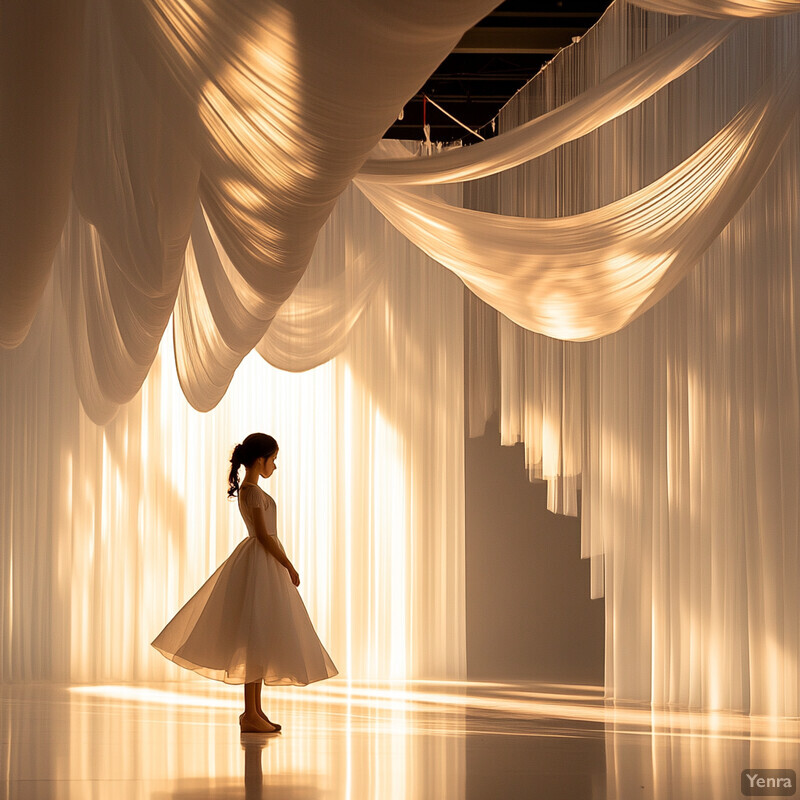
[152,537,339,685]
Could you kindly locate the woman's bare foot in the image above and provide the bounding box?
[239,712,279,733]
[256,709,281,731]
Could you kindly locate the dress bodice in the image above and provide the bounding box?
[238,484,278,538]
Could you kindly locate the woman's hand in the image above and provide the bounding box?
[287,565,300,587]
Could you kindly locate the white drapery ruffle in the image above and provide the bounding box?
[5,0,797,417]
[2,0,799,716]
[1,189,468,684]
[2,0,496,418]
[465,7,800,714]
[629,0,799,17]
[356,62,799,341]
[357,18,737,185]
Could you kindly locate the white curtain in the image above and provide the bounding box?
[465,5,799,714]
[3,0,799,715]
[629,0,799,17]
[1,0,496,416]
[0,0,85,349]
[0,183,466,683]
[356,63,798,341]
[5,0,794,416]
[357,17,738,184]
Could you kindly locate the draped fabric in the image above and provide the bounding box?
[64,0,199,423]
[1,0,496,417]
[2,0,800,716]
[465,6,800,714]
[357,18,737,185]
[255,176,464,374]
[356,63,798,340]
[0,0,85,348]
[0,191,466,682]
[5,0,795,418]
[629,0,799,17]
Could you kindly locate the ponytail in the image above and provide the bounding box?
[227,444,245,498]
[227,434,278,499]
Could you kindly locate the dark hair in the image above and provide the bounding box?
[227,433,278,498]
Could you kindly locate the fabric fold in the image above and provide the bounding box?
[0,0,85,348]
[356,62,799,341]
[60,0,199,423]
[357,18,737,185]
[629,0,799,18]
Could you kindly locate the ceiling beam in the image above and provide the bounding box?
[453,26,583,54]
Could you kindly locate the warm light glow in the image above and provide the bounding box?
[52,282,463,682]
[67,681,800,744]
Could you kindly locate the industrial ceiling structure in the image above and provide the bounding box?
[384,0,611,142]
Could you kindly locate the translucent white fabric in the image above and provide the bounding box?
[0,211,466,683]
[357,18,737,185]
[255,177,437,373]
[3,0,495,415]
[630,0,799,17]
[3,0,799,717]
[466,6,800,714]
[357,61,799,341]
[63,0,199,424]
[0,1,85,348]
[7,0,796,419]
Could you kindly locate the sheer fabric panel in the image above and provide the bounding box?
[3,0,495,420]
[112,0,493,411]
[630,0,799,17]
[357,59,798,341]
[358,18,736,185]
[0,218,466,683]
[0,0,85,348]
[466,4,799,713]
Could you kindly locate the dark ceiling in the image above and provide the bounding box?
[384,0,611,143]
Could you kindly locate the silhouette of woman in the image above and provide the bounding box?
[152,432,338,732]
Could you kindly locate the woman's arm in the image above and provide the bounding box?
[251,506,300,586]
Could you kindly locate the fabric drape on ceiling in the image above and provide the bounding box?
[4,0,496,418]
[0,0,85,348]
[175,166,459,408]
[629,0,799,17]
[357,17,737,185]
[0,187,466,683]
[356,60,798,341]
[148,0,489,410]
[255,178,466,374]
[466,4,799,714]
[62,0,199,424]
[8,0,796,420]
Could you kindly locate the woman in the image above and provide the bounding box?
[152,433,338,733]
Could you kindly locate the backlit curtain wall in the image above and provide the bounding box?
[466,3,799,714]
[0,184,465,683]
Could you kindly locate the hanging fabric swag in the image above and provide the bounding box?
[355,62,800,341]
[357,17,737,185]
[628,0,799,18]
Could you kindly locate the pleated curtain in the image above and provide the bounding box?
[463,4,799,714]
[0,184,466,683]
[1,0,798,716]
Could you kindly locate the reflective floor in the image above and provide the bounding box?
[2,679,798,799]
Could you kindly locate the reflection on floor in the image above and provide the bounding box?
[2,679,798,799]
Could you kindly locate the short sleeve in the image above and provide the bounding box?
[239,485,266,509]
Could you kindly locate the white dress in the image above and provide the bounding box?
[151,483,338,685]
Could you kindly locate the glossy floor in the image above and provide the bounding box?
[2,680,798,799]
